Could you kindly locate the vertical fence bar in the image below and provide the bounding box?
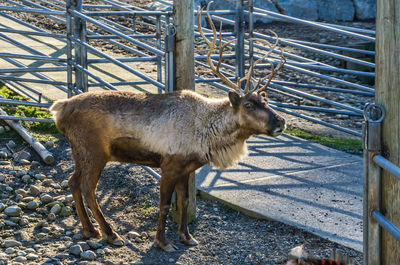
[248,0,254,74]
[235,0,245,83]
[165,24,176,93]
[156,15,163,93]
[364,103,385,265]
[72,0,88,92]
[66,0,74,97]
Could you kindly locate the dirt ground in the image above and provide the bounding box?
[0,0,374,264]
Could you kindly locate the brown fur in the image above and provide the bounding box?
[50,89,285,250]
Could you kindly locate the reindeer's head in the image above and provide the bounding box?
[228,91,286,137]
[198,2,286,137]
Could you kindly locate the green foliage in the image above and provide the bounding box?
[285,128,362,152]
[0,84,58,134]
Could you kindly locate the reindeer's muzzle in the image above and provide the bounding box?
[270,115,286,137]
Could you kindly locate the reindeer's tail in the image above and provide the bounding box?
[49,99,69,122]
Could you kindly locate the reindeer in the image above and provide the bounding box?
[50,3,286,252]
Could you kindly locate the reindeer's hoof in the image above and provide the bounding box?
[107,234,124,246]
[82,228,101,239]
[163,243,178,252]
[179,232,198,246]
[155,239,178,252]
[184,237,198,246]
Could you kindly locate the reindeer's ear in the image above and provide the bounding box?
[259,91,267,98]
[228,91,241,108]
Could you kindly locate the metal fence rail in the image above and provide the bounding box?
[363,103,400,264]
[0,0,375,137]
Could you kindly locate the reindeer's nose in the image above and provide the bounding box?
[271,117,286,137]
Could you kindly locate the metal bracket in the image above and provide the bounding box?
[165,24,176,52]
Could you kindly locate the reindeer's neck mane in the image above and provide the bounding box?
[198,99,250,169]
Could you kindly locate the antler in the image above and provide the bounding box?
[197,2,286,95]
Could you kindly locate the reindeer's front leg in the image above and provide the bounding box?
[176,174,198,246]
[155,173,178,252]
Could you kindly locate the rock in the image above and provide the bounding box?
[26,253,38,260]
[59,206,73,217]
[140,232,148,239]
[34,173,46,180]
[7,140,16,149]
[31,161,40,167]
[3,240,21,248]
[14,150,31,162]
[0,203,6,212]
[0,161,10,166]
[96,248,105,255]
[80,250,96,260]
[40,194,53,204]
[274,0,318,20]
[0,174,5,182]
[168,258,175,263]
[17,250,26,256]
[15,189,28,197]
[72,233,84,241]
[103,247,112,254]
[22,196,34,203]
[0,151,7,159]
[19,159,30,165]
[353,0,376,20]
[50,204,62,214]
[87,240,103,249]
[0,126,4,134]
[26,201,39,210]
[4,206,22,217]
[29,185,41,196]
[47,213,56,221]
[78,242,90,251]
[127,231,140,240]
[70,244,83,256]
[10,216,21,223]
[4,126,10,131]
[4,220,18,226]
[5,247,16,254]
[14,256,27,262]
[19,218,29,226]
[61,180,69,189]
[22,175,31,183]
[45,141,54,148]
[317,0,354,21]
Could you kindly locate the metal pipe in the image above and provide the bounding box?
[69,36,165,89]
[271,102,363,116]
[252,32,375,69]
[0,28,65,38]
[0,98,51,107]
[271,81,374,96]
[255,61,375,77]
[0,6,65,15]
[0,53,67,63]
[273,105,362,137]
[0,67,67,74]
[141,166,161,180]
[0,115,54,123]
[289,39,375,56]
[0,75,67,85]
[372,211,400,243]
[88,80,149,87]
[68,9,164,56]
[88,57,158,63]
[251,8,375,42]
[86,34,157,39]
[373,155,400,180]
[83,11,170,16]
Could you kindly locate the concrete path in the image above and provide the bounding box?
[196,134,363,252]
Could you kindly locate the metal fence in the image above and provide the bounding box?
[0,0,375,137]
[363,103,400,264]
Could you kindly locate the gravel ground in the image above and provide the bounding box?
[0,131,363,265]
[0,1,372,264]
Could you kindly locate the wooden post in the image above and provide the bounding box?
[375,0,400,263]
[171,0,196,223]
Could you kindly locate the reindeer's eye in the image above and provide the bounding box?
[244,103,254,110]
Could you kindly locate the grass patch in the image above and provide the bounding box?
[0,84,58,134]
[285,128,362,152]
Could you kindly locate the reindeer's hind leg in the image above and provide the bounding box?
[69,158,101,239]
[79,157,124,246]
